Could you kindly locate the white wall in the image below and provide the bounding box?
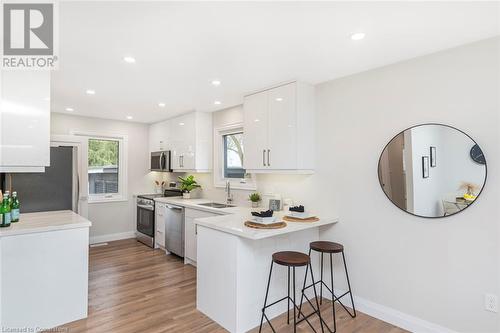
[51,113,159,240]
[317,37,499,332]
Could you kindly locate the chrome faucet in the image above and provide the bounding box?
[225,181,233,204]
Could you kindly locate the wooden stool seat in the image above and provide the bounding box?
[310,241,344,253]
[272,251,310,267]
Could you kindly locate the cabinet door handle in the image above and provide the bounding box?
[267,149,271,167]
[195,224,198,235]
[262,149,266,167]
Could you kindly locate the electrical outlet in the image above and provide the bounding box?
[485,294,498,313]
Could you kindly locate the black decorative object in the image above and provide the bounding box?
[422,156,429,178]
[289,205,305,213]
[470,144,486,165]
[430,146,436,167]
[251,210,273,218]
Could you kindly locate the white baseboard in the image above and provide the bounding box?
[90,231,136,244]
[328,288,457,333]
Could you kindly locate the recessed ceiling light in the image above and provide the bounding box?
[126,115,133,120]
[350,32,366,41]
[123,56,136,63]
[275,97,283,102]
[211,80,221,86]
[158,102,166,107]
[65,107,74,112]
[86,89,96,95]
[179,122,185,126]
[214,100,221,105]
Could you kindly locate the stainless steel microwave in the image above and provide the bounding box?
[150,151,172,172]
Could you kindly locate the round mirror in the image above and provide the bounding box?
[378,124,487,218]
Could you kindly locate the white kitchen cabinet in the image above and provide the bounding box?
[243,81,315,174]
[155,203,166,248]
[184,208,221,265]
[149,120,170,153]
[242,91,269,170]
[150,111,211,172]
[0,71,51,172]
[170,111,212,173]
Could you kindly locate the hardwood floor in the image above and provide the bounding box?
[60,239,407,333]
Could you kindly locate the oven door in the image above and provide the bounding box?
[137,203,155,237]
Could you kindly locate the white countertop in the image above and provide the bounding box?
[0,210,92,238]
[154,197,338,240]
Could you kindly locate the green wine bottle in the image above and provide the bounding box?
[0,193,11,227]
[11,191,20,223]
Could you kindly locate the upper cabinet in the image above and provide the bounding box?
[243,81,315,173]
[149,111,212,173]
[0,71,51,173]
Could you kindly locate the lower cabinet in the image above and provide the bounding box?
[184,208,221,265]
[155,203,166,249]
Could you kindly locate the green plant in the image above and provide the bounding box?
[178,175,201,193]
[249,192,261,203]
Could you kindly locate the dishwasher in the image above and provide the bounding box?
[164,204,185,257]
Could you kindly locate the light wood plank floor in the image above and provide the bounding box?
[60,239,407,333]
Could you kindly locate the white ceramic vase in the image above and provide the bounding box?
[183,192,191,199]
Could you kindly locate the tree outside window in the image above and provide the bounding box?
[88,139,119,194]
[223,133,246,179]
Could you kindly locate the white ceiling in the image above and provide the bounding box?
[52,1,500,123]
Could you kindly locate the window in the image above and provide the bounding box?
[223,132,245,179]
[73,132,128,203]
[214,124,256,190]
[88,139,119,195]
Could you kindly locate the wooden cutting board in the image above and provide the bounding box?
[283,216,319,223]
[244,221,287,229]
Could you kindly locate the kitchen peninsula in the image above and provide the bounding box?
[195,210,337,333]
[0,210,91,331]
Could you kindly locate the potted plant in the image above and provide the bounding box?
[249,192,261,208]
[178,175,201,199]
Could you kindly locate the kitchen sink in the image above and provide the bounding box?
[198,202,235,209]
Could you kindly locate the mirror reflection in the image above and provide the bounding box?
[378,124,486,218]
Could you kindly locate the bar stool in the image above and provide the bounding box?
[299,241,356,333]
[259,251,324,333]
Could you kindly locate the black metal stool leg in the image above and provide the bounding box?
[330,253,337,333]
[342,251,356,318]
[259,261,274,333]
[309,262,325,333]
[320,252,324,305]
[293,267,297,333]
[297,248,311,319]
[287,266,291,324]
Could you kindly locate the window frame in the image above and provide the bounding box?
[72,131,128,203]
[213,123,256,191]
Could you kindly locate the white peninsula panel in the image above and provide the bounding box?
[195,212,337,333]
[0,210,91,331]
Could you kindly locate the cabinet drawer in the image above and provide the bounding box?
[155,230,165,247]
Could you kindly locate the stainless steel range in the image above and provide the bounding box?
[136,189,181,247]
